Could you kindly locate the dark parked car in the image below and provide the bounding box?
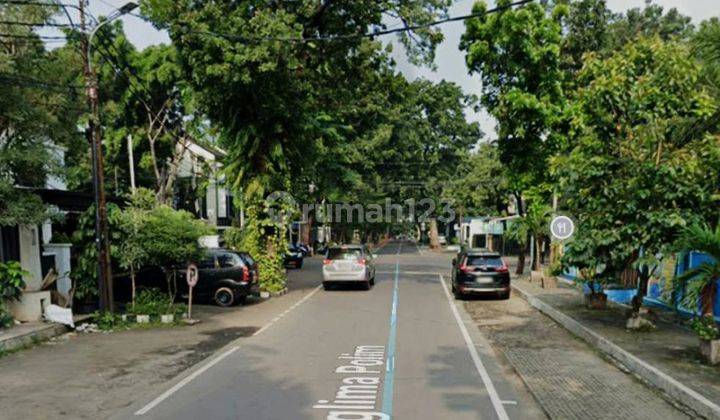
[179,248,260,307]
[451,250,510,300]
[296,243,311,256]
[284,244,304,268]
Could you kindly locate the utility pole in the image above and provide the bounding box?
[78,1,138,312]
[80,0,113,312]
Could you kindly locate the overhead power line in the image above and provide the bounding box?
[0,0,78,9]
[0,20,72,27]
[0,32,66,40]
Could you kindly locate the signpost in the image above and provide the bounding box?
[186,263,199,323]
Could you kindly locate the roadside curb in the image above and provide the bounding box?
[0,323,69,353]
[511,283,720,420]
[270,288,289,298]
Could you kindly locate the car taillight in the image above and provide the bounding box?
[242,266,250,282]
[323,259,332,265]
[459,263,472,273]
[357,258,366,266]
[496,259,509,273]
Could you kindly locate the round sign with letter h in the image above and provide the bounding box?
[550,216,575,241]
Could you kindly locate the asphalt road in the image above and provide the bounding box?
[115,241,543,420]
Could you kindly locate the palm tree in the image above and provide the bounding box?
[675,223,720,317]
[507,202,552,274]
[506,217,529,275]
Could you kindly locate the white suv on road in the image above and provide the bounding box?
[322,245,377,290]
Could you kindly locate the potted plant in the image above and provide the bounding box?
[579,268,607,309]
[542,261,562,289]
[691,316,720,365]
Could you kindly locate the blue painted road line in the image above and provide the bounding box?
[381,258,400,417]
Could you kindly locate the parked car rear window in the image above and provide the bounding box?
[327,248,362,260]
[466,256,503,267]
[199,255,215,269]
[217,252,245,268]
[240,253,256,266]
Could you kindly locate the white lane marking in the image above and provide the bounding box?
[134,284,322,416]
[502,400,518,405]
[438,275,510,420]
[134,346,239,416]
[253,285,322,336]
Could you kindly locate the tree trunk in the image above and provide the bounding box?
[532,236,542,271]
[516,245,526,275]
[631,266,650,316]
[701,282,717,317]
[428,218,441,250]
[130,266,136,310]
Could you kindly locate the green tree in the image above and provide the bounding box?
[444,143,509,219]
[555,38,720,315]
[607,2,693,49]
[115,189,156,308]
[0,3,84,225]
[134,205,212,300]
[461,0,566,210]
[142,0,453,202]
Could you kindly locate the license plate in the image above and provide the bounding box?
[475,277,494,284]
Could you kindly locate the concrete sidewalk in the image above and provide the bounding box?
[512,277,720,419]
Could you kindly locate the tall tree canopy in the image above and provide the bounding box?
[141,0,454,200]
[0,3,83,225]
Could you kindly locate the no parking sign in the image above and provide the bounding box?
[186,263,199,321]
[186,263,199,287]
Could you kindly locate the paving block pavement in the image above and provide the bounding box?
[463,291,694,419]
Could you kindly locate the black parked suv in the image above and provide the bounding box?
[284,244,304,269]
[451,250,510,300]
[179,248,260,307]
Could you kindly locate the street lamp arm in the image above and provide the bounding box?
[86,2,138,74]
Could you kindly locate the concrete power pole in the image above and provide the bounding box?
[80,0,114,312]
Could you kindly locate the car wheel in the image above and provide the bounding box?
[323,282,331,291]
[370,277,375,286]
[453,285,462,300]
[297,261,303,269]
[362,280,371,291]
[214,287,235,307]
[499,290,511,300]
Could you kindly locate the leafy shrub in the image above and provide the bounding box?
[130,288,173,316]
[94,311,126,331]
[691,316,720,341]
[50,232,71,243]
[71,203,123,301]
[225,218,287,293]
[0,310,13,328]
[0,261,27,327]
[0,261,26,302]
